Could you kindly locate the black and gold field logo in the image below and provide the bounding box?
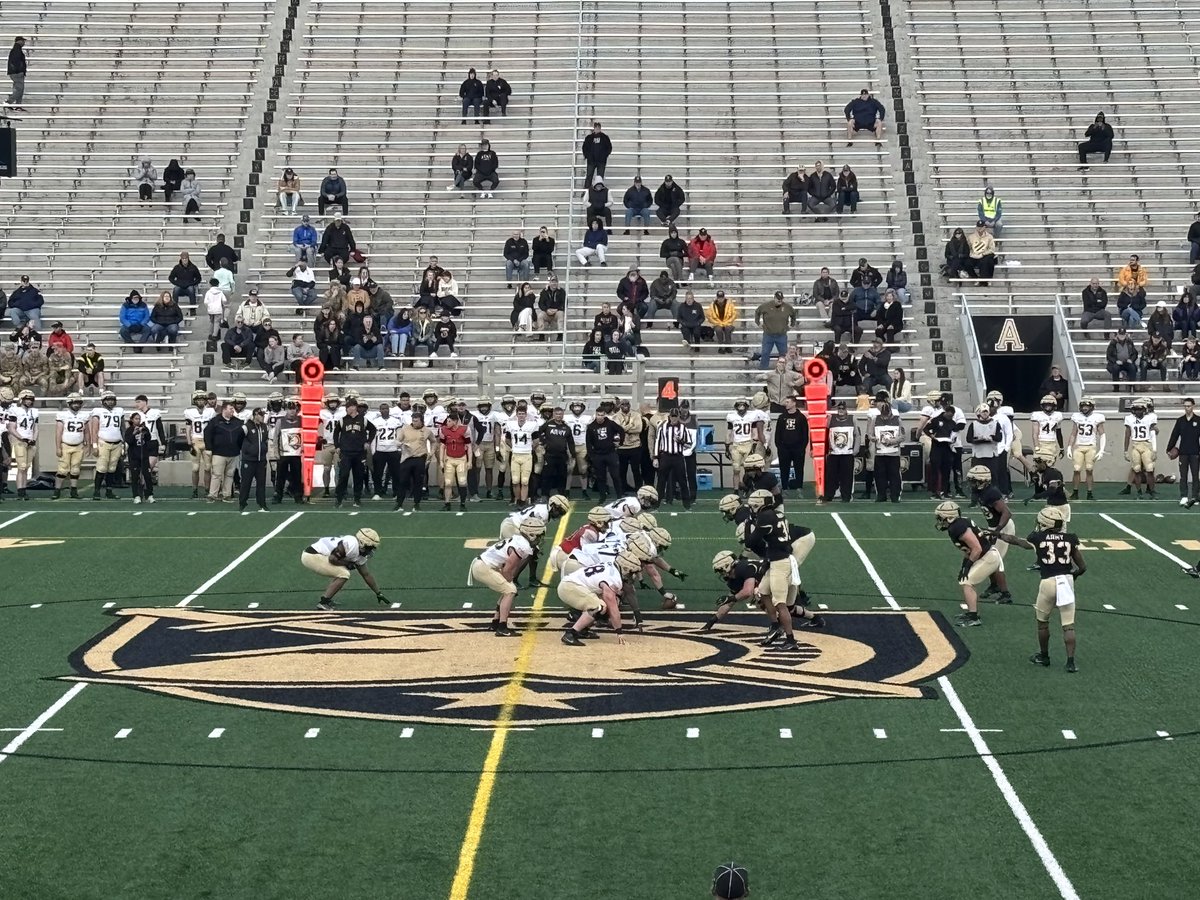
[67,609,968,727]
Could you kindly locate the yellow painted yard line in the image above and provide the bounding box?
[447,512,574,900]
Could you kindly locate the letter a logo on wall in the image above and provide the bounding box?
[994,317,1026,352]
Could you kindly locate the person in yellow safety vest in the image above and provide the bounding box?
[976,186,1003,236]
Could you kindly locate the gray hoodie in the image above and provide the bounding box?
[133,159,158,186]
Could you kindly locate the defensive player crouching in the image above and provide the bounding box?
[605,484,660,520]
[559,550,643,646]
[934,500,1002,627]
[989,506,1084,673]
[705,551,766,632]
[549,506,613,573]
[301,528,390,611]
[472,517,546,636]
[500,494,569,587]
[966,464,1014,604]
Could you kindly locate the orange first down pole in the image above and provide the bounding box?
[802,357,830,499]
[298,358,326,499]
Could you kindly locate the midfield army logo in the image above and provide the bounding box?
[67,609,969,726]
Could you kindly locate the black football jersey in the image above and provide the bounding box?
[947,517,993,554]
[978,485,1006,528]
[724,557,766,593]
[1027,530,1078,578]
[755,509,794,561]
[1039,467,1068,506]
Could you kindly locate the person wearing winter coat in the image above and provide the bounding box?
[350,314,385,369]
[582,329,607,374]
[203,279,228,339]
[133,158,158,202]
[532,226,556,274]
[447,144,473,191]
[236,290,271,328]
[366,280,393,324]
[291,214,319,263]
[581,122,612,190]
[830,290,862,344]
[849,257,883,319]
[645,271,677,323]
[835,165,859,213]
[483,69,511,121]
[169,252,202,308]
[686,229,717,283]
[1077,112,1114,166]
[943,227,970,278]
[287,259,318,309]
[387,308,413,356]
[659,227,688,282]
[286,333,316,374]
[318,214,356,265]
[180,169,201,222]
[318,168,349,215]
[1146,301,1174,346]
[6,275,43,330]
[811,268,839,317]
[782,164,807,215]
[622,176,653,233]
[675,291,706,347]
[537,275,566,337]
[316,314,344,370]
[473,139,499,195]
[223,317,256,365]
[875,290,904,344]
[148,293,183,345]
[435,270,462,317]
[576,219,609,266]
[260,335,287,382]
[1174,290,1200,341]
[162,159,184,204]
[503,230,532,287]
[654,175,686,225]
[706,291,738,352]
[886,260,910,305]
[586,176,612,227]
[805,162,836,219]
[615,267,649,316]
[124,414,155,502]
[206,233,239,273]
[410,307,437,357]
[510,283,537,333]
[1189,210,1200,266]
[1117,283,1147,328]
[459,68,484,123]
[119,290,150,346]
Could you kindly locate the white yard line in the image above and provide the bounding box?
[176,511,304,607]
[0,511,35,531]
[0,683,86,764]
[831,513,1080,900]
[1099,513,1192,568]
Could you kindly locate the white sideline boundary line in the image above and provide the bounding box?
[176,511,304,607]
[0,511,36,531]
[1099,513,1192,568]
[831,513,1080,900]
[0,513,305,767]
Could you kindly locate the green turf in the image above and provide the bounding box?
[2,498,1199,898]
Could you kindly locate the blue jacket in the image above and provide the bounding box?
[8,284,44,312]
[292,223,318,246]
[583,227,608,249]
[387,311,413,336]
[1173,302,1200,334]
[120,296,150,327]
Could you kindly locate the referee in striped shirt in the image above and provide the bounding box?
[654,407,692,506]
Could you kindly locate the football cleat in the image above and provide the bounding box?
[561,630,585,646]
[1029,653,1051,667]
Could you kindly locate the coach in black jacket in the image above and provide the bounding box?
[1167,399,1200,505]
[585,409,625,501]
[238,408,271,511]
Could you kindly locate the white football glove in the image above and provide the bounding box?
[1095,450,1105,462]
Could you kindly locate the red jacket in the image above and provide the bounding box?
[688,235,716,263]
[48,330,75,355]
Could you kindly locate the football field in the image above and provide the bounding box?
[2,496,1198,899]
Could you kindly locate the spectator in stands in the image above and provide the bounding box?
[161,159,184,204]
[654,175,686,225]
[206,233,238,273]
[408,307,436,358]
[253,316,281,363]
[287,259,317,310]
[844,88,886,145]
[782,164,807,215]
[850,257,883,320]
[616,266,649,316]
[886,260,909,306]
[343,298,367,352]
[1189,211,1200,265]
[889,367,914,412]
[1117,280,1147,328]
[277,167,302,215]
[532,225,556,274]
[350,314,385,369]
[319,213,356,265]
[203,279,227,339]
[446,143,474,193]
[7,36,28,110]
[237,288,271,328]
[1180,336,1200,382]
[1147,300,1174,345]
[9,321,40,357]
[436,269,462,317]
[760,357,799,411]
[581,329,606,373]
[965,222,998,286]
[581,122,612,190]
[432,312,458,359]
[1141,332,1170,383]
[593,302,619,339]
[148,292,182,346]
[180,169,201,223]
[1116,254,1148,292]
[473,139,500,197]
[687,228,717,283]
[614,304,641,357]
[660,226,688,282]
[316,312,344,369]
[133,158,158,202]
[707,290,737,353]
[805,161,836,220]
[976,186,1002,235]
[416,269,439,310]
[290,214,319,264]
[1079,277,1111,336]
[483,68,511,122]
[1077,112,1114,168]
[538,275,565,338]
[830,288,861,344]
[754,291,796,369]
[576,218,609,267]
[260,335,286,382]
[386,308,412,357]
[644,271,677,325]
[1039,366,1069,409]
[943,227,970,279]
[1175,289,1200,340]
[318,168,349,215]
[366,279,393,323]
[223,316,255,366]
[459,68,484,123]
[212,257,236,303]
[324,275,348,315]
[860,340,892,394]
[622,176,653,234]
[586,175,612,227]
[831,342,862,394]
[676,291,705,349]
[4,275,41,332]
[511,282,537,334]
[46,320,73,359]
[504,230,532,287]
[836,164,859,213]
[875,289,904,343]
[811,267,839,317]
[1106,327,1138,389]
[76,342,105,394]
[118,290,149,348]
[168,252,201,309]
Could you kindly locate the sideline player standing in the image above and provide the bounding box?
[301,527,390,610]
[53,392,89,499]
[1119,398,1158,500]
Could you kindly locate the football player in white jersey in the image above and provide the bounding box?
[604,484,660,520]
[302,527,389,610]
[471,517,546,636]
[88,390,125,500]
[985,389,1026,493]
[725,396,766,490]
[503,403,542,506]
[470,398,499,500]
[183,389,215,497]
[367,401,402,501]
[422,389,447,428]
[1121,397,1159,499]
[316,394,342,497]
[1068,396,1106,500]
[564,399,593,499]
[559,551,642,646]
[54,392,90,499]
[501,494,570,586]
[6,390,39,500]
[1030,394,1064,459]
[492,394,518,501]
[231,391,252,423]
[133,394,167,484]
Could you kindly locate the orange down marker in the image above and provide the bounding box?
[297,358,326,499]
[802,357,830,499]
